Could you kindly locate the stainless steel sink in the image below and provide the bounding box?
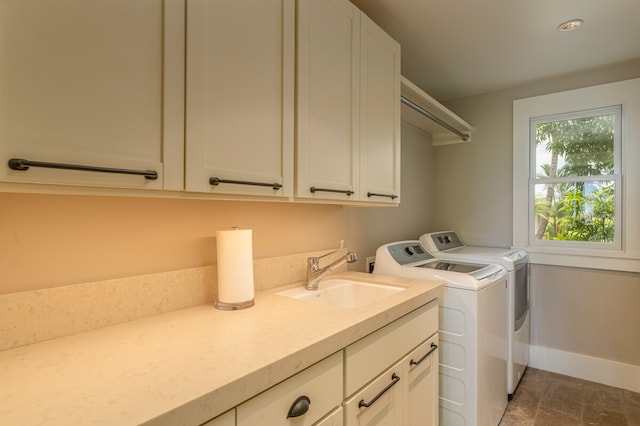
[276,278,405,309]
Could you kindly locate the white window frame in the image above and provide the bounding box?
[513,78,640,272]
[528,106,622,251]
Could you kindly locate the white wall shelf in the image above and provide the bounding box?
[400,76,473,145]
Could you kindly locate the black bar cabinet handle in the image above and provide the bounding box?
[358,373,400,408]
[8,158,158,180]
[409,342,438,366]
[209,177,282,190]
[309,187,354,196]
[367,192,398,200]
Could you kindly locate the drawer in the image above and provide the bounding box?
[201,409,235,426]
[344,300,438,396]
[237,351,343,426]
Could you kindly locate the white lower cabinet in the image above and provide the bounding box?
[344,300,438,396]
[343,301,439,426]
[237,351,343,426]
[343,335,439,426]
[205,301,438,426]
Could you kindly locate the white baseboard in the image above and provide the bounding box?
[529,345,640,393]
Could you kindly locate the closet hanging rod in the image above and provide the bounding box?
[400,96,470,142]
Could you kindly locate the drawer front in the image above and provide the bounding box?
[237,351,343,426]
[345,300,438,396]
[201,409,235,426]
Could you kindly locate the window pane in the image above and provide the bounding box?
[535,113,615,178]
[534,180,615,242]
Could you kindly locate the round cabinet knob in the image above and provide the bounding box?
[286,395,311,418]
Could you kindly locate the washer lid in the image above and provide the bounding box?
[378,241,505,284]
[417,260,504,281]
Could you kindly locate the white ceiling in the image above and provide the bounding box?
[350,0,640,101]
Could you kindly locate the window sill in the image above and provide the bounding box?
[522,248,640,273]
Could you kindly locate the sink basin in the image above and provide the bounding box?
[276,278,405,309]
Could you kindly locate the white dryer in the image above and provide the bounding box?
[375,241,508,426]
[420,231,530,398]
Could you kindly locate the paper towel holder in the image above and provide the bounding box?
[215,298,255,310]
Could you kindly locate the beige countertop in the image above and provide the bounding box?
[0,271,442,425]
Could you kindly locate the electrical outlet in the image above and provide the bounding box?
[366,256,376,273]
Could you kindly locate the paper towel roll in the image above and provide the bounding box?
[215,228,255,310]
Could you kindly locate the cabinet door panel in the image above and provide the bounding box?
[359,15,401,204]
[404,334,439,426]
[0,0,164,189]
[296,0,359,200]
[186,0,293,197]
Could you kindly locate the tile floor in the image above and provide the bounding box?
[499,368,640,425]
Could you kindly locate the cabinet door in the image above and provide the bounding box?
[344,360,404,425]
[296,0,360,202]
[359,14,401,204]
[403,334,439,426]
[0,0,176,190]
[186,0,294,198]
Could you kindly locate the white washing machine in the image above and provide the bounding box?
[420,231,530,398]
[375,241,508,426]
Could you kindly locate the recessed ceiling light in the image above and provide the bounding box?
[557,19,584,32]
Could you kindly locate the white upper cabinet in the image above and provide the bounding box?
[296,0,400,204]
[359,14,401,204]
[1,0,398,205]
[0,0,183,190]
[185,0,294,198]
[296,0,360,202]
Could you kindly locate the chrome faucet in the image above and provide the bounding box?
[305,250,358,290]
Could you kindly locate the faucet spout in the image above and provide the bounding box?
[305,251,358,290]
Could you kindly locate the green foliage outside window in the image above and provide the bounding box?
[534,113,616,243]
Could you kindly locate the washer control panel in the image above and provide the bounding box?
[421,231,464,252]
[386,241,434,265]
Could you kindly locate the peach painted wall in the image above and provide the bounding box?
[1,194,347,294]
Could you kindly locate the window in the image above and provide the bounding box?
[513,78,640,272]
[530,107,621,250]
